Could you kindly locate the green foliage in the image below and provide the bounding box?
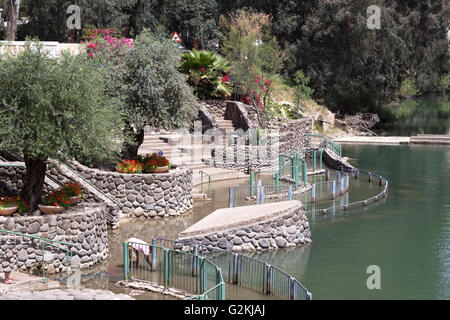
[16,0,135,42]
[437,58,450,91]
[123,30,197,131]
[270,102,304,120]
[399,78,420,98]
[293,70,314,104]
[220,9,283,89]
[0,39,124,164]
[180,50,232,99]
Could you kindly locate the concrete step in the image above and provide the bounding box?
[410,139,450,145]
[415,134,450,138]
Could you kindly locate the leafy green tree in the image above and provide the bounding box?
[180,50,232,99]
[220,9,283,127]
[293,70,314,106]
[0,40,124,212]
[16,0,134,42]
[120,30,197,159]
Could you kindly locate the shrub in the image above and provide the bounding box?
[60,182,83,198]
[43,190,72,209]
[116,160,144,174]
[0,195,29,215]
[180,50,232,99]
[141,154,171,173]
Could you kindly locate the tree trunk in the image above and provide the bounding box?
[7,0,20,41]
[121,123,145,160]
[20,155,47,214]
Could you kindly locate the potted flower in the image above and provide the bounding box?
[116,159,144,174]
[0,195,28,216]
[39,190,71,214]
[142,153,171,173]
[60,182,83,206]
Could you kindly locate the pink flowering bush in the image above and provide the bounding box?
[241,75,274,128]
[82,27,133,60]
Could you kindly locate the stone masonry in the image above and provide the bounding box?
[0,203,108,274]
[177,201,311,252]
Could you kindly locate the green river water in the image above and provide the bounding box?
[255,144,450,299]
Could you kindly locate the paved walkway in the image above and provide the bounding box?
[192,167,248,187]
[0,271,61,296]
[333,136,410,145]
[0,288,134,300]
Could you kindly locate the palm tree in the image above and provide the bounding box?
[180,50,232,99]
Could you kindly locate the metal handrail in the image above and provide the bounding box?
[307,134,342,158]
[123,241,226,300]
[0,228,79,283]
[154,238,312,300]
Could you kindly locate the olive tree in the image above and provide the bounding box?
[0,41,124,213]
[121,30,197,159]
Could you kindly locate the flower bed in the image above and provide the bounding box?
[0,195,29,216]
[40,182,84,214]
[116,153,171,174]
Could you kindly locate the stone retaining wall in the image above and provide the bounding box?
[0,203,108,274]
[212,145,279,172]
[279,118,313,153]
[177,201,311,252]
[68,161,193,219]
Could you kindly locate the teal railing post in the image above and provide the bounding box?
[302,160,307,184]
[289,277,296,300]
[266,264,272,294]
[250,171,254,197]
[216,268,222,299]
[151,239,157,271]
[199,257,206,294]
[291,156,295,180]
[123,241,129,281]
[278,154,282,176]
[192,244,199,276]
[164,249,169,288]
[228,187,233,208]
[40,242,47,283]
[319,149,323,169]
[220,281,226,300]
[232,253,239,284]
[313,150,317,172]
[288,186,293,200]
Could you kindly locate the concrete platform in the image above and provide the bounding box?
[192,167,248,187]
[333,136,411,145]
[0,271,61,296]
[178,201,302,239]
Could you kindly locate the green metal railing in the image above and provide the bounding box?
[155,238,312,300]
[307,134,342,158]
[0,228,78,283]
[123,240,225,300]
